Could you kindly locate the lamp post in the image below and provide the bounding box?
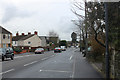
[105,2,110,79]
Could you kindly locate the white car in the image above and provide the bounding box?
[35,48,44,54]
[61,46,66,51]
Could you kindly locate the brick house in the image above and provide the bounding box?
[0,26,12,48]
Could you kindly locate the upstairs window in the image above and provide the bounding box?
[8,34,10,39]
[28,41,31,44]
[3,34,5,39]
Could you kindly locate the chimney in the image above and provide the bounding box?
[28,32,31,35]
[34,31,38,35]
[22,33,25,35]
[16,32,19,36]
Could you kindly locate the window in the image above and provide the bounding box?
[3,44,6,48]
[8,34,10,39]
[8,44,11,47]
[28,41,31,44]
[3,34,5,39]
[15,41,16,44]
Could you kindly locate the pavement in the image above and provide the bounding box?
[0,48,103,79]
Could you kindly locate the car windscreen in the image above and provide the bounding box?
[36,48,42,50]
[55,48,60,49]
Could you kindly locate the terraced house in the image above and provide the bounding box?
[0,26,12,48]
[12,31,42,49]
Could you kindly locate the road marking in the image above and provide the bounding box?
[14,55,31,59]
[25,55,30,57]
[14,54,37,59]
[70,56,73,60]
[40,70,42,72]
[39,69,71,73]
[24,61,38,66]
[0,69,15,75]
[41,57,50,60]
[71,56,76,78]
[14,56,24,58]
[41,58,47,60]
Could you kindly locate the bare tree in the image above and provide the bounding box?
[48,30,59,37]
[71,0,87,51]
[71,0,106,48]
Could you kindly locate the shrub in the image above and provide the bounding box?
[14,48,22,53]
[88,35,105,62]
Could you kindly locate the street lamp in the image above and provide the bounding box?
[105,2,110,79]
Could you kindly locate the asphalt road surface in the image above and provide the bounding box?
[1,48,103,79]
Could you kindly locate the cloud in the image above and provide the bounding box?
[0,1,34,23]
[0,0,78,40]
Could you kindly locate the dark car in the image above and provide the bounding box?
[0,47,14,61]
[54,47,62,53]
[35,48,44,54]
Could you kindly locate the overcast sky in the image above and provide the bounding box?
[0,0,79,41]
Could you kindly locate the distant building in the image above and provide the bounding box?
[49,37,59,47]
[12,31,42,49]
[0,26,12,48]
[39,36,47,47]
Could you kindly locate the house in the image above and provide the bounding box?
[12,31,42,49]
[39,36,47,47]
[0,26,12,48]
[49,37,59,46]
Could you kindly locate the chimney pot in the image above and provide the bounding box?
[34,31,38,35]
[22,33,24,35]
[28,32,31,35]
[16,32,19,36]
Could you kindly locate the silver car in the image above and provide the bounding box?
[0,48,14,61]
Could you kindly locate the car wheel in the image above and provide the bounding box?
[11,55,14,60]
[2,56,5,61]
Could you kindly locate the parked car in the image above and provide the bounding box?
[60,46,66,51]
[54,47,62,53]
[35,48,44,54]
[0,47,14,61]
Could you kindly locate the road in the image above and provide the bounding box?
[1,48,103,79]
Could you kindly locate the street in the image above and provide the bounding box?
[1,48,103,79]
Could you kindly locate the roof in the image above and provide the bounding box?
[20,34,34,40]
[12,34,35,41]
[39,36,47,40]
[0,26,12,34]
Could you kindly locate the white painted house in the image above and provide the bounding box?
[12,32,42,48]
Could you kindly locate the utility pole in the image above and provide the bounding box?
[105,2,110,79]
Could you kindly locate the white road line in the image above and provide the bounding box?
[0,69,15,75]
[41,57,50,60]
[25,55,30,57]
[39,69,71,73]
[41,58,47,60]
[14,56,24,58]
[14,55,34,59]
[72,57,76,78]
[24,61,38,66]
[70,56,73,60]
